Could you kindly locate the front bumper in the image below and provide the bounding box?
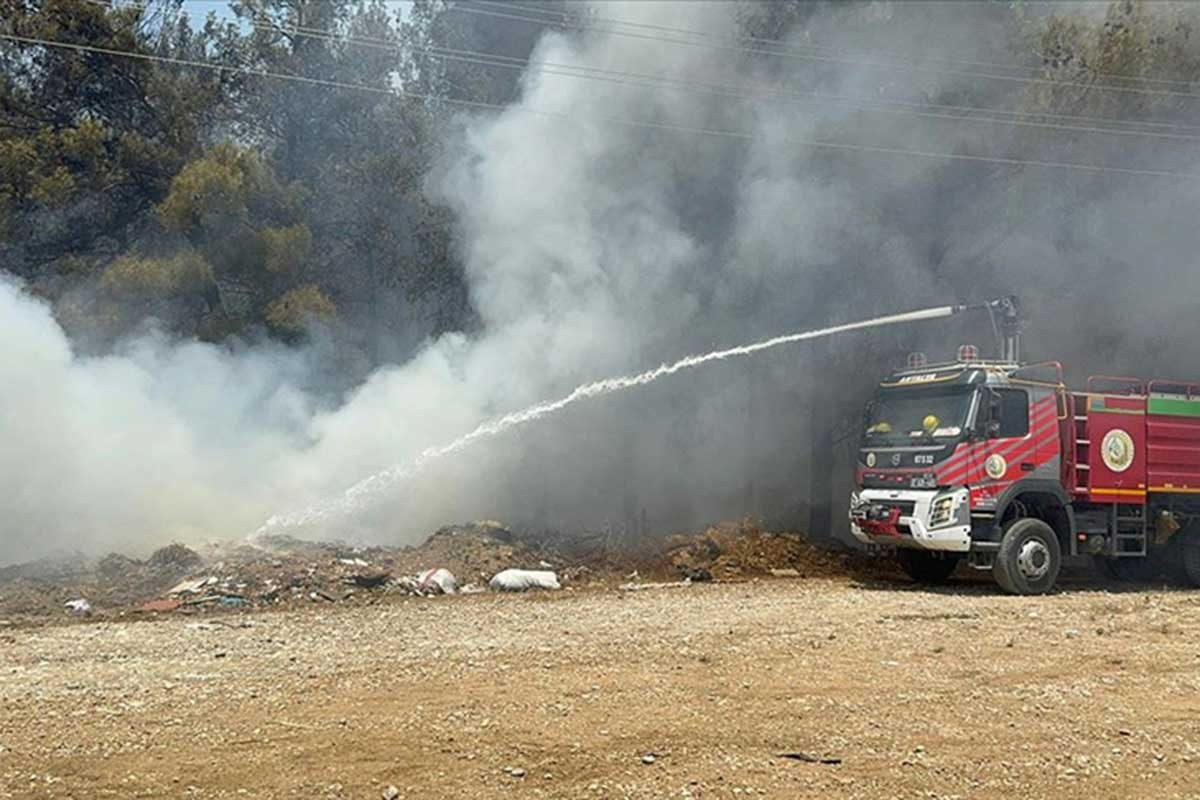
[849,487,971,552]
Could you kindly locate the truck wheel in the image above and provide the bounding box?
[1182,531,1200,587]
[993,518,1061,595]
[896,550,960,583]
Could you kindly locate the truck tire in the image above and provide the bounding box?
[896,550,960,583]
[1183,531,1200,587]
[993,518,1061,595]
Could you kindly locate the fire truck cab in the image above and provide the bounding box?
[850,352,1200,595]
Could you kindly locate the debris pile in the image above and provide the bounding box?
[392,521,545,585]
[0,521,568,621]
[0,519,859,623]
[0,543,208,618]
[661,519,853,580]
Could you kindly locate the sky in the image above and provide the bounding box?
[180,1,412,25]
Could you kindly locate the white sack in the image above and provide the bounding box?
[489,569,561,591]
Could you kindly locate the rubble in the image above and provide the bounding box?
[169,576,218,595]
[97,553,140,579]
[146,543,203,571]
[139,598,182,613]
[0,553,91,583]
[346,572,390,589]
[661,519,856,580]
[0,518,863,623]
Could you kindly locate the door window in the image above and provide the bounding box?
[993,388,1029,438]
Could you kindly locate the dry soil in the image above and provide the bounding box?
[3,572,1200,799]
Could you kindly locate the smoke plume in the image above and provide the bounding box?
[4,1,1199,564]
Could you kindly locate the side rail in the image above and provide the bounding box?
[1011,360,1065,386]
[1087,375,1145,396]
[1147,380,1200,398]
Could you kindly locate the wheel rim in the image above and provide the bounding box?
[1016,538,1051,580]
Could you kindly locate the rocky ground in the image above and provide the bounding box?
[3,553,1200,799]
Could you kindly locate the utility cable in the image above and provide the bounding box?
[468,0,1200,90]
[5,31,1200,181]
[91,0,1200,137]
[450,3,1200,103]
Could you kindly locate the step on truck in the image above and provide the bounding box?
[848,297,1200,594]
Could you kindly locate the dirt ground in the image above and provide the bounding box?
[4,569,1200,799]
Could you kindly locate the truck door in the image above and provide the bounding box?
[974,388,1061,501]
[970,387,1030,507]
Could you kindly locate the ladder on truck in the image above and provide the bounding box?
[1071,392,1090,494]
[1110,505,1147,556]
[1074,387,1147,557]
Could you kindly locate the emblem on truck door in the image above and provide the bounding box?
[985,454,1007,480]
[866,452,876,468]
[1102,429,1135,472]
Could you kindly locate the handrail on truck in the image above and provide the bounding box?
[1147,380,1200,399]
[1086,375,1145,396]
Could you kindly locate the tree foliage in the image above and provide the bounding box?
[3,0,1196,370]
[0,0,232,289]
[265,282,336,334]
[0,0,550,356]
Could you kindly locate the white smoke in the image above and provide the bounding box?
[0,274,306,561]
[0,275,509,563]
[258,304,961,534]
[5,1,1197,565]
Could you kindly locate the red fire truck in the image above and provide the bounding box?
[849,297,1200,594]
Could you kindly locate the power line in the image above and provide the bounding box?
[157,1,1200,143]
[5,31,1200,181]
[451,3,1200,103]
[0,32,453,101]
[408,42,1200,144]
[468,0,1200,90]
[93,0,1200,138]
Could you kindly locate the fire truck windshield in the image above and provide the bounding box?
[863,385,975,447]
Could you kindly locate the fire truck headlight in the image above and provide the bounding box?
[929,495,956,528]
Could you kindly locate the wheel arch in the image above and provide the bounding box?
[994,480,1075,553]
